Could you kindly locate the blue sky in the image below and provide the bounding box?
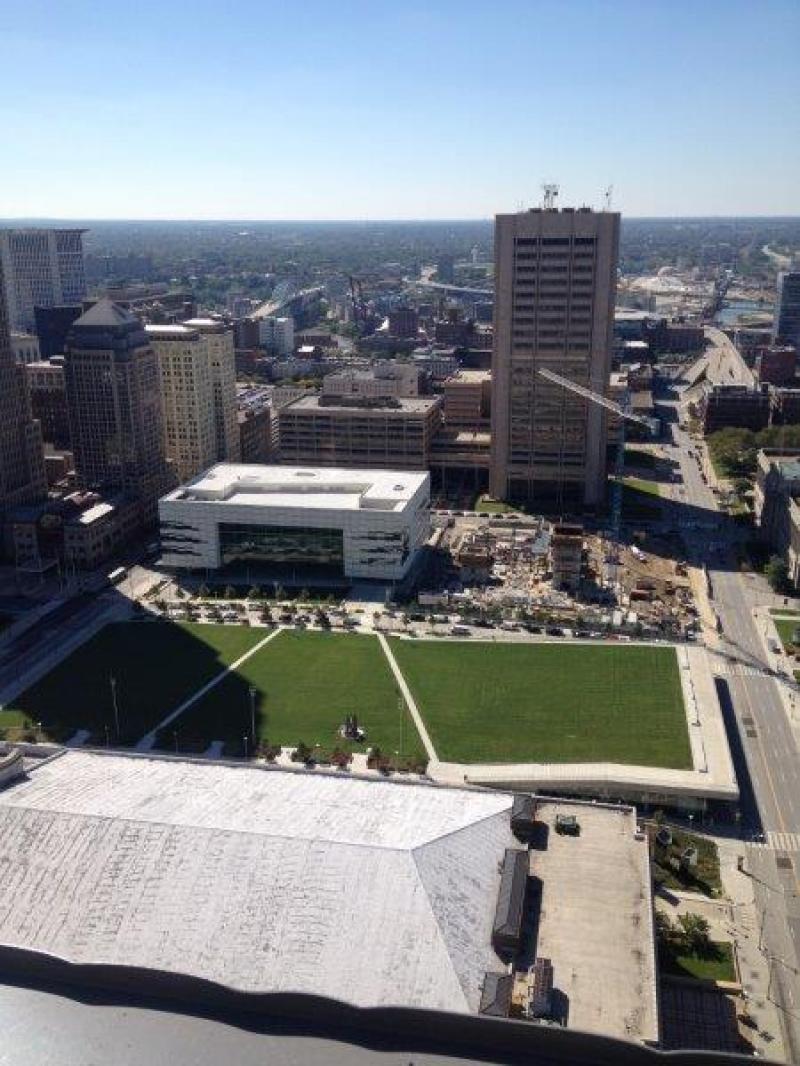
[2,0,798,219]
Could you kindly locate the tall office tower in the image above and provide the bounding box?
[146,324,217,482]
[0,228,87,333]
[64,300,172,521]
[184,317,241,463]
[0,262,47,539]
[489,206,620,509]
[773,271,800,350]
[257,315,295,356]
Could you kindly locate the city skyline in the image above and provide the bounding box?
[1,0,798,220]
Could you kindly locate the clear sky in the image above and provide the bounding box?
[2,0,798,220]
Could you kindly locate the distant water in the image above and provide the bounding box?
[717,300,773,326]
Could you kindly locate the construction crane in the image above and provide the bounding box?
[538,367,660,586]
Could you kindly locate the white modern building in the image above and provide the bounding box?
[159,463,431,580]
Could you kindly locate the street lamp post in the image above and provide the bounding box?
[110,675,120,741]
[249,686,257,749]
[243,735,249,759]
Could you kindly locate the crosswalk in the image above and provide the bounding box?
[750,831,800,852]
[713,661,771,679]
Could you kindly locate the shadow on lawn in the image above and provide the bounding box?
[8,613,262,754]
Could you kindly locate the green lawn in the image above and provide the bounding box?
[651,829,722,897]
[473,495,518,514]
[661,942,736,983]
[168,630,423,760]
[619,479,663,520]
[773,617,800,652]
[625,448,658,470]
[7,621,265,744]
[389,640,692,767]
[623,476,661,497]
[0,708,34,738]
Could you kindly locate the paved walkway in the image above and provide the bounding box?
[376,633,438,763]
[135,627,284,751]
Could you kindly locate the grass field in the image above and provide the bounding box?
[661,942,736,983]
[8,621,265,744]
[625,448,658,470]
[651,829,722,897]
[389,640,692,767]
[168,630,423,759]
[774,617,800,651]
[473,495,518,514]
[619,478,663,520]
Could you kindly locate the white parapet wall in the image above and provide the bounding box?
[432,645,738,810]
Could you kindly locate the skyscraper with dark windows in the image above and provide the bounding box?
[0,261,47,545]
[489,206,620,509]
[64,300,173,521]
[773,271,800,350]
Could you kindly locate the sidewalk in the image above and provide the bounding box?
[717,836,788,1061]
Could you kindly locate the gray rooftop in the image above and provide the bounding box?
[73,299,138,329]
[0,752,515,1014]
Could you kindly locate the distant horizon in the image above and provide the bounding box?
[2,214,800,225]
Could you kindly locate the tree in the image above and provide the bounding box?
[765,555,790,594]
[654,911,676,945]
[198,583,210,599]
[677,913,712,956]
[224,584,236,600]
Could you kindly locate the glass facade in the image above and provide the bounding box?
[219,523,345,571]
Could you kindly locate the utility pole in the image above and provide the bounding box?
[249,685,257,749]
[110,675,120,740]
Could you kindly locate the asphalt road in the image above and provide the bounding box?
[662,390,800,1059]
[703,326,755,387]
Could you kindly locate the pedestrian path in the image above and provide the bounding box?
[376,632,438,763]
[712,661,771,680]
[750,831,800,853]
[135,626,284,751]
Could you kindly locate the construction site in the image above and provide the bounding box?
[437,514,700,641]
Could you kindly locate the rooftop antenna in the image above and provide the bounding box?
[542,183,559,210]
[604,184,614,211]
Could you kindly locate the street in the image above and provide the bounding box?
[660,385,800,1059]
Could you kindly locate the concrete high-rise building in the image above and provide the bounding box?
[184,317,241,463]
[146,325,218,483]
[489,206,620,509]
[258,315,294,356]
[0,262,47,540]
[773,271,800,350]
[64,300,172,521]
[0,228,87,333]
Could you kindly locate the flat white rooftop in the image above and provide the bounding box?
[0,752,513,1013]
[162,463,428,513]
[530,801,658,1044]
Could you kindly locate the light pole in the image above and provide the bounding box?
[249,686,257,749]
[110,675,120,740]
